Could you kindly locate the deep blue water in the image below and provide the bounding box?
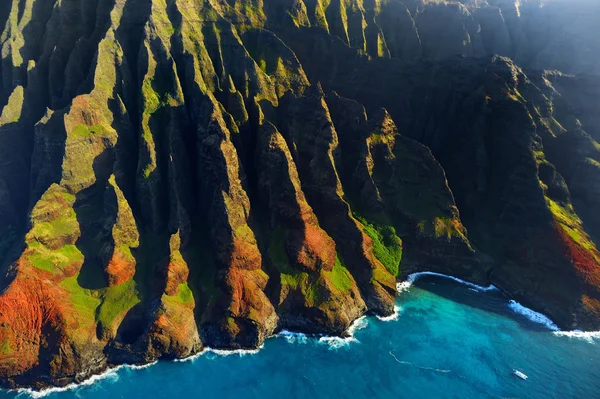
[3,275,600,399]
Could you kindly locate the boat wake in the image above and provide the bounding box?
[389,351,451,374]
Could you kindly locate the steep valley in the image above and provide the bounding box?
[0,0,599,389]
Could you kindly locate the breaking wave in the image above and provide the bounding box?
[396,272,497,293]
[376,305,402,322]
[553,330,600,343]
[507,300,559,331]
[13,362,158,398]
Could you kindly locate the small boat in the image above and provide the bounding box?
[513,370,528,380]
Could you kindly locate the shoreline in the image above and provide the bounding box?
[5,271,599,397]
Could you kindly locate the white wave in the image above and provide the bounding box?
[14,367,122,398]
[396,272,497,293]
[174,348,209,363]
[317,335,357,349]
[347,315,369,335]
[124,361,158,370]
[205,346,262,357]
[376,305,402,322]
[508,300,559,331]
[13,361,160,398]
[553,330,600,343]
[317,315,368,349]
[278,330,309,344]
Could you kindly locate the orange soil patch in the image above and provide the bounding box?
[554,222,600,289]
[293,224,337,272]
[105,251,136,287]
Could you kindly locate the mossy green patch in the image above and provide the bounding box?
[259,59,267,73]
[0,340,11,355]
[28,188,79,245]
[0,85,23,125]
[586,158,600,168]
[71,124,108,139]
[269,231,318,303]
[234,224,255,241]
[28,243,83,273]
[547,198,598,253]
[167,282,194,306]
[61,275,140,332]
[31,217,77,240]
[354,215,402,276]
[61,276,103,327]
[97,279,140,328]
[226,317,237,330]
[325,257,354,292]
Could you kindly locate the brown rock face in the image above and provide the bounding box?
[0,0,599,389]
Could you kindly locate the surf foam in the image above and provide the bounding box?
[279,330,309,344]
[206,347,262,357]
[396,272,497,293]
[319,315,369,349]
[12,361,158,399]
[553,330,600,343]
[507,300,559,331]
[376,305,402,322]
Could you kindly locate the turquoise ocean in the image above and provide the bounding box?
[2,274,599,399]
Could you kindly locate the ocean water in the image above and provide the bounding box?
[3,274,600,399]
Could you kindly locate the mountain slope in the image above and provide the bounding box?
[0,0,599,389]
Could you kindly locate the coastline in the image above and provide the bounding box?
[5,271,599,397]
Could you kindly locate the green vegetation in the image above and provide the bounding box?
[416,216,465,241]
[28,243,83,273]
[355,215,402,276]
[167,282,194,305]
[0,85,23,125]
[97,279,140,328]
[586,157,600,168]
[433,217,461,240]
[547,198,598,253]
[268,228,323,303]
[60,276,102,326]
[226,317,237,330]
[235,224,256,241]
[71,124,108,138]
[326,257,354,291]
[30,216,78,241]
[259,59,267,73]
[507,88,527,104]
[60,275,140,331]
[28,187,79,246]
[0,340,11,356]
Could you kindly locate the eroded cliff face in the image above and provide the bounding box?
[0,0,599,389]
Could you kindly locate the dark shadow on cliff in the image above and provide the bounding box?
[75,150,115,289]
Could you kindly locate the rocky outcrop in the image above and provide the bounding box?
[256,120,366,334]
[0,0,599,390]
